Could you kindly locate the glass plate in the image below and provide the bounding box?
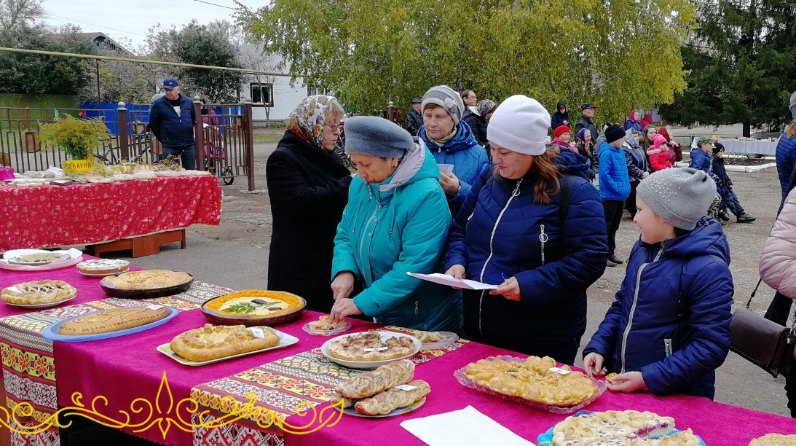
[420,331,459,350]
[340,397,426,418]
[157,328,298,366]
[453,355,606,414]
[535,411,707,446]
[302,321,352,336]
[78,268,130,277]
[2,294,77,309]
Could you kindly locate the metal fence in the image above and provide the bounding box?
[0,102,256,190]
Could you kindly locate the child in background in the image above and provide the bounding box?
[711,142,756,223]
[583,168,733,399]
[648,134,673,171]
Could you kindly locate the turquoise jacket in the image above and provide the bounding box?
[332,140,462,331]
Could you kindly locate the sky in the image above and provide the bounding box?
[41,0,266,50]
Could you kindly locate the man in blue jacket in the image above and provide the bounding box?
[149,78,196,169]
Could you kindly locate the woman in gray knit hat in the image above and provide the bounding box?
[418,85,490,217]
[584,167,733,400]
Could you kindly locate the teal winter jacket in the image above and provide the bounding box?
[332,139,462,331]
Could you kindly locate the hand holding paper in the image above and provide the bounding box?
[407,272,498,290]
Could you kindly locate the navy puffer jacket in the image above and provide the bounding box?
[584,217,733,399]
[445,159,608,354]
[149,94,196,147]
[776,132,796,199]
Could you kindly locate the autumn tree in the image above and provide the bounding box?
[237,0,694,121]
[658,0,796,135]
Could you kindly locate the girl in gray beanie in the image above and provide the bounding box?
[583,167,733,400]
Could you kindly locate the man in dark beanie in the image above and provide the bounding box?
[598,124,630,266]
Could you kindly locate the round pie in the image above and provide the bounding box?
[749,433,796,446]
[77,259,130,275]
[203,290,304,319]
[552,410,701,445]
[101,270,192,290]
[329,330,417,362]
[2,280,77,305]
[170,324,280,362]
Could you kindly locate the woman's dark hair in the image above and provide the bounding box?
[461,90,473,100]
[641,125,657,149]
[492,150,560,204]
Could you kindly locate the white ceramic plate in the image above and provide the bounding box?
[78,268,130,277]
[6,252,71,265]
[320,330,421,370]
[157,328,298,366]
[2,294,77,309]
[341,396,426,418]
[301,321,352,337]
[420,331,459,350]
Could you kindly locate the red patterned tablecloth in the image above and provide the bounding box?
[0,175,222,252]
[0,263,230,446]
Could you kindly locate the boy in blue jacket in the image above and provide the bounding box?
[598,124,630,266]
[583,168,733,399]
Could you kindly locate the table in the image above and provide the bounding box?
[716,139,779,156]
[0,175,222,253]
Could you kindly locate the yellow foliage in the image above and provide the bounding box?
[39,114,111,160]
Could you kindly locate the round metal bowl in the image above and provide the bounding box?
[200,291,306,327]
[100,272,193,299]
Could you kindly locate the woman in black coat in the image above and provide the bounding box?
[266,95,352,313]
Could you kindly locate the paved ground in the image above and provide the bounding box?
[72,132,793,446]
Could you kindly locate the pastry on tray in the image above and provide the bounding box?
[6,252,70,265]
[308,315,347,331]
[77,259,130,275]
[169,324,280,362]
[336,360,415,399]
[2,280,77,305]
[353,379,430,416]
[749,433,796,446]
[463,355,598,407]
[59,306,170,335]
[101,270,192,290]
[329,330,416,362]
[551,410,701,445]
[203,290,304,319]
[416,331,449,343]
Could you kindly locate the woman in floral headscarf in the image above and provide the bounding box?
[266,95,352,313]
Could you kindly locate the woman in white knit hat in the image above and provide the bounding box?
[444,95,608,364]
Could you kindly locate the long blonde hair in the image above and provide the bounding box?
[788,121,796,139]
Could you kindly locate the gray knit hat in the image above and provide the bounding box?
[344,116,412,159]
[421,85,464,124]
[636,167,717,231]
[790,90,796,120]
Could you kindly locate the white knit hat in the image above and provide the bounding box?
[487,95,550,155]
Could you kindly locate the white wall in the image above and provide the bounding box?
[251,76,308,122]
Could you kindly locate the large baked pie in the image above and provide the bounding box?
[77,259,130,275]
[170,324,280,362]
[552,410,701,445]
[464,356,599,407]
[101,270,192,290]
[59,306,170,335]
[203,290,304,319]
[2,280,77,305]
[749,433,796,446]
[329,330,417,362]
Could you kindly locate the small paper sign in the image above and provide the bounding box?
[394,384,417,391]
[249,327,265,339]
[363,347,388,352]
[146,304,163,310]
[6,286,20,293]
[549,367,571,375]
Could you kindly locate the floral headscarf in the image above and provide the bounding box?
[287,95,338,148]
[476,99,496,117]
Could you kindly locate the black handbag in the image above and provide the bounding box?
[729,304,795,378]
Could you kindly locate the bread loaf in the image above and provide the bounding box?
[353,380,431,416]
[329,393,357,409]
[335,359,415,399]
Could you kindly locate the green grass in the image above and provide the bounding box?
[252,131,284,144]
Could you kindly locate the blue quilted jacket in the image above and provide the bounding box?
[598,141,630,201]
[776,133,796,199]
[419,121,489,217]
[445,158,608,354]
[584,217,733,399]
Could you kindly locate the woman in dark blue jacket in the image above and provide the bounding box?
[584,168,733,399]
[445,95,608,364]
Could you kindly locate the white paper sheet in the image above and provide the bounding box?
[438,164,454,175]
[401,405,535,446]
[406,272,498,290]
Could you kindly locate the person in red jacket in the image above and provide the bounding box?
[657,127,683,164]
[648,135,672,171]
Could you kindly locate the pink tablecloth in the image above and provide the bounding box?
[284,342,796,446]
[0,175,222,251]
